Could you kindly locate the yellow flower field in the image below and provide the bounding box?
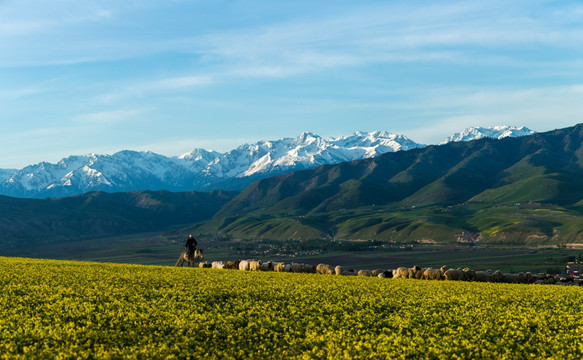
[1,256,582,359]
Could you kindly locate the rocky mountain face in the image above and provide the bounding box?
[0,126,533,199]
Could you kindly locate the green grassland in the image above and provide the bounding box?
[2,257,583,359]
[189,201,583,246]
[3,229,581,273]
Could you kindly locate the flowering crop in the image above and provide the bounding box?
[1,256,582,359]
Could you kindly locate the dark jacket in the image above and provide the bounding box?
[185,237,197,249]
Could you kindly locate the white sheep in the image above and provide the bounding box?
[249,260,262,271]
[357,270,372,277]
[411,265,425,279]
[211,261,225,270]
[422,267,445,280]
[444,268,464,281]
[316,264,334,275]
[393,267,409,279]
[371,269,384,277]
[239,260,250,271]
[273,262,286,272]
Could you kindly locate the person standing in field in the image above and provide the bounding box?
[185,235,197,258]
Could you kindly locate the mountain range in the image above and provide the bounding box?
[0,126,532,199]
[2,123,582,251]
[192,124,583,245]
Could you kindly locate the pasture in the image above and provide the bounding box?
[2,231,581,273]
[1,256,582,359]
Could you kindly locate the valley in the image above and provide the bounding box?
[2,124,583,273]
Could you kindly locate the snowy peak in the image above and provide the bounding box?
[440,126,535,144]
[293,132,321,145]
[178,148,222,162]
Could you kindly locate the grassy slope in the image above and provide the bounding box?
[2,257,582,359]
[197,125,583,244]
[0,189,238,248]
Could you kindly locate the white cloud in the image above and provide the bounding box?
[96,76,213,104]
[143,76,213,91]
[72,108,151,124]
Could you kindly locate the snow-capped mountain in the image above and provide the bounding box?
[0,151,204,198]
[199,131,421,179]
[0,131,423,198]
[0,126,537,199]
[440,126,535,144]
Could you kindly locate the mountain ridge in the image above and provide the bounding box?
[195,124,583,244]
[2,124,583,249]
[1,126,533,199]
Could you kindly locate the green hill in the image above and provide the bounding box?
[195,124,583,244]
[0,190,237,249]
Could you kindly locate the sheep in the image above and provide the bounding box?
[474,271,492,282]
[408,265,425,279]
[377,270,395,278]
[357,270,372,277]
[462,268,476,281]
[198,262,211,268]
[371,269,385,277]
[502,273,519,284]
[249,260,263,271]
[273,262,286,272]
[444,268,464,281]
[491,270,504,283]
[224,260,240,270]
[316,264,334,275]
[393,267,410,279]
[239,260,250,271]
[334,266,356,276]
[422,268,444,280]
[290,263,304,273]
[259,261,273,271]
[211,261,225,270]
[304,264,317,273]
[515,272,528,284]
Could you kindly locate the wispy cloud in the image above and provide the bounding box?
[403,84,583,144]
[97,76,213,104]
[72,108,151,124]
[175,0,583,79]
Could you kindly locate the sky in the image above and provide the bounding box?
[1,0,583,169]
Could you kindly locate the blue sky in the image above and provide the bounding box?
[1,0,582,169]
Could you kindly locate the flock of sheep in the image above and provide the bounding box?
[197,260,582,286]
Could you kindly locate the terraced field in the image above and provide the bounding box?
[1,257,582,359]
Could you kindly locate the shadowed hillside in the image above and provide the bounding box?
[194,124,583,244]
[0,190,237,249]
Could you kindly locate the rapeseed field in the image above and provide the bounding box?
[1,256,582,359]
